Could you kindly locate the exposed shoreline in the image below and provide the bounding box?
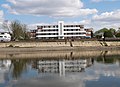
[0,46,120,52]
[0,47,120,59]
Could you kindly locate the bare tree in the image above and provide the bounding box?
[10,20,29,41]
[2,20,11,33]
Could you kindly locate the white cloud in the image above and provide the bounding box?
[77,10,120,31]
[0,10,4,31]
[92,10,120,22]
[2,4,19,15]
[0,10,4,24]
[67,10,120,31]
[90,10,120,30]
[92,0,103,2]
[76,20,91,25]
[2,0,98,17]
[91,0,117,2]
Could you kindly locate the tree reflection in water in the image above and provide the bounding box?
[10,59,29,79]
[97,51,120,64]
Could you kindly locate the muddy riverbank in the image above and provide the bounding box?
[0,46,120,53]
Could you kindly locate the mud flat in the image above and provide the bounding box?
[0,46,120,52]
[0,49,120,59]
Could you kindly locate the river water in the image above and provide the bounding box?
[0,51,120,87]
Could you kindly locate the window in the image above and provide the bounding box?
[53,26,55,28]
[56,25,58,28]
[1,33,4,34]
[0,36,3,38]
[4,36,7,38]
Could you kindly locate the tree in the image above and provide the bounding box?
[109,28,116,34]
[10,20,29,40]
[95,28,115,38]
[91,31,94,38]
[115,28,120,37]
[2,20,11,33]
[104,30,113,38]
[94,28,108,35]
[109,28,116,38]
[94,28,109,38]
[115,32,120,37]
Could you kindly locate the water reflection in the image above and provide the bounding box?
[10,59,28,79]
[32,58,93,76]
[0,51,120,87]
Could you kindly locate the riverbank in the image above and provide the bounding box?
[0,46,120,52]
[0,41,120,47]
[0,41,120,52]
[0,49,120,59]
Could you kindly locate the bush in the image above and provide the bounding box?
[115,33,120,37]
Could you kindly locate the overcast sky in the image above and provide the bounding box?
[0,0,120,31]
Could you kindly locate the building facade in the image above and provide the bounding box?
[85,28,93,38]
[28,29,37,39]
[36,21,91,39]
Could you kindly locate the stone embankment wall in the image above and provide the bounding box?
[0,41,120,48]
[106,42,120,46]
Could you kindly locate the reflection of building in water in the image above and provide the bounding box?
[0,60,11,83]
[0,60,11,71]
[32,59,93,76]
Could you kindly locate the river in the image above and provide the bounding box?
[0,50,120,87]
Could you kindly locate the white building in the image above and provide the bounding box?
[36,21,87,39]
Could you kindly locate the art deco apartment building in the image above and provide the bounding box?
[36,21,90,39]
